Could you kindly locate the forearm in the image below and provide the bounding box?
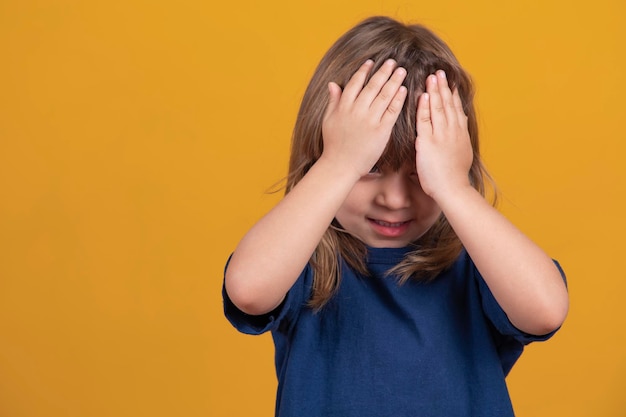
[225,156,360,315]
[436,186,569,335]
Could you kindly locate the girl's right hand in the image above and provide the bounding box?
[321,59,408,178]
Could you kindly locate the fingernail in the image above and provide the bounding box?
[438,70,446,79]
[430,74,437,83]
[386,58,396,66]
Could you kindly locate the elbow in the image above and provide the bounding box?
[224,270,282,316]
[525,292,570,336]
[527,265,570,336]
[542,277,570,334]
[509,280,569,336]
[535,304,569,336]
[548,296,570,332]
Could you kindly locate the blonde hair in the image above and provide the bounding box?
[286,16,496,309]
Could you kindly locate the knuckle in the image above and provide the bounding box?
[385,104,399,116]
[378,91,390,102]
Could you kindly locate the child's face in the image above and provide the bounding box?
[335,163,441,248]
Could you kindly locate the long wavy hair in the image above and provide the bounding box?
[286,16,496,310]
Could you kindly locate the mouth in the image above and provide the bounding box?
[367,218,412,237]
[370,219,409,227]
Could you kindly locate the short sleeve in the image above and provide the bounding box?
[222,257,311,335]
[472,258,566,374]
[476,259,567,344]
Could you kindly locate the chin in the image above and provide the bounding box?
[367,239,412,248]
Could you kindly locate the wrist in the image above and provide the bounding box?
[431,183,480,212]
[313,154,363,185]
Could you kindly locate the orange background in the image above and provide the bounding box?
[1,0,624,416]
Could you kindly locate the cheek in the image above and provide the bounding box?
[340,185,370,212]
[336,198,361,224]
[335,187,370,229]
[414,193,441,221]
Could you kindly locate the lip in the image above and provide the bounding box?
[367,218,412,238]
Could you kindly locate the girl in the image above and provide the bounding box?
[223,16,568,417]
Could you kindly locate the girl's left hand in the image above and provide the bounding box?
[415,70,473,202]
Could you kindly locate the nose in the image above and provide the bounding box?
[375,172,412,210]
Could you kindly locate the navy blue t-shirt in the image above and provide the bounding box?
[223,247,563,417]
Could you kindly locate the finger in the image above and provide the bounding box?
[380,85,408,127]
[416,92,433,142]
[357,59,398,105]
[426,74,446,131]
[451,88,468,129]
[436,70,458,126]
[323,82,342,121]
[341,60,374,103]
[370,66,407,118]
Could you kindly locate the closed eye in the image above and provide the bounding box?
[368,164,381,174]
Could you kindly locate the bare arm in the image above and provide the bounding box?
[415,71,569,335]
[225,59,408,315]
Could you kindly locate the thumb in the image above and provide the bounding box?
[416,92,433,141]
[324,82,342,119]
